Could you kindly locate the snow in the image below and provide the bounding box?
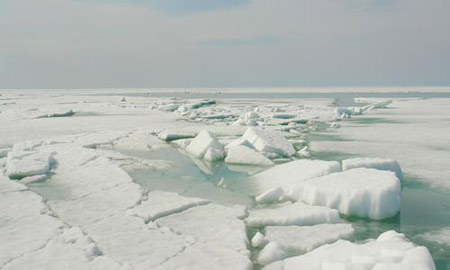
[251,159,341,195]
[186,130,224,161]
[242,127,295,157]
[225,145,274,166]
[263,223,354,254]
[127,190,210,222]
[246,202,341,227]
[274,231,435,270]
[257,241,289,265]
[342,157,403,179]
[255,186,284,204]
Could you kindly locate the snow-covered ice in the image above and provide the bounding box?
[301,168,401,220]
[269,231,435,270]
[342,157,403,179]
[225,145,274,166]
[246,202,341,227]
[251,159,341,195]
[262,223,354,254]
[242,127,295,157]
[186,130,224,161]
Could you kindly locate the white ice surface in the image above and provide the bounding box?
[272,231,435,270]
[263,223,354,253]
[251,159,341,195]
[300,168,401,220]
[127,190,210,222]
[225,145,274,166]
[255,186,284,204]
[342,157,403,179]
[242,127,295,157]
[246,202,341,227]
[257,241,289,265]
[186,130,224,160]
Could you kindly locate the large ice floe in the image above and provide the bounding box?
[263,231,435,270]
[295,168,401,220]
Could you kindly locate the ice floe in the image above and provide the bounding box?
[246,202,341,227]
[186,130,224,161]
[251,159,341,195]
[262,223,354,254]
[242,127,295,157]
[267,230,435,270]
[300,168,401,220]
[225,145,274,166]
[342,157,403,179]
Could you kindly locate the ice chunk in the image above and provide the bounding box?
[186,130,224,160]
[252,232,268,248]
[301,168,401,220]
[204,146,225,161]
[278,231,435,270]
[263,224,354,254]
[342,157,403,179]
[225,145,274,166]
[255,186,284,204]
[156,130,196,142]
[159,104,179,112]
[0,148,11,158]
[5,151,53,179]
[251,160,341,195]
[246,202,341,227]
[242,127,295,157]
[257,241,289,265]
[127,190,210,222]
[224,138,254,150]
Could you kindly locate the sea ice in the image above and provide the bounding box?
[257,241,289,265]
[272,231,435,270]
[251,159,341,195]
[255,186,284,204]
[127,190,210,222]
[263,223,354,254]
[186,130,224,161]
[225,145,274,166]
[342,157,403,179]
[246,202,341,227]
[300,168,401,220]
[242,127,295,157]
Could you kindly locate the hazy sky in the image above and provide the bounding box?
[1,0,449,88]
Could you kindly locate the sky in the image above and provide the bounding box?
[0,0,449,88]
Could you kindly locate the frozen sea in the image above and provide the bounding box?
[1,87,449,269]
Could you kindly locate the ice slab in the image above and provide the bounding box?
[242,127,295,157]
[257,241,289,265]
[5,150,53,179]
[251,159,341,195]
[255,187,284,204]
[127,190,210,222]
[263,223,354,254]
[273,231,435,270]
[301,168,401,220]
[246,202,341,227]
[225,145,274,166]
[186,130,224,161]
[342,157,403,179]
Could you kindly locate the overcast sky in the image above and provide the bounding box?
[1,0,449,88]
